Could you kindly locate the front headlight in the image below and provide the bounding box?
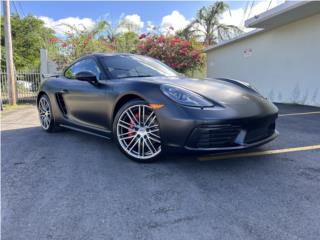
[160,84,213,107]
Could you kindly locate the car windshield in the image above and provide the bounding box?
[99,55,179,79]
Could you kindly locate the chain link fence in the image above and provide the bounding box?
[1,70,41,104]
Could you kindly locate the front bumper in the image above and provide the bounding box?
[185,130,278,151]
[157,104,279,152]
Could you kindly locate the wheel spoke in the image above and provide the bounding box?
[147,115,157,127]
[149,132,160,139]
[147,136,157,153]
[119,134,136,141]
[119,120,131,127]
[148,129,159,134]
[142,138,145,156]
[126,134,138,150]
[128,109,139,125]
[119,131,133,137]
[138,106,141,126]
[39,99,45,111]
[118,123,135,131]
[143,137,154,154]
[44,102,49,111]
[142,106,145,125]
[45,117,50,127]
[126,112,135,125]
[144,111,154,126]
[128,136,140,152]
[137,137,141,157]
[148,135,161,143]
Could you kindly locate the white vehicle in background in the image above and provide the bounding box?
[17,80,32,91]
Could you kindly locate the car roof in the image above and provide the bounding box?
[64,53,145,72]
[83,52,136,58]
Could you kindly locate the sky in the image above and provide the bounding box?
[11,1,284,36]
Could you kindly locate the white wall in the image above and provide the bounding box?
[207,14,320,106]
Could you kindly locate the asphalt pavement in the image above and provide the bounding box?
[1,103,320,240]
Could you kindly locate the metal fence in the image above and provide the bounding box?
[1,70,41,104]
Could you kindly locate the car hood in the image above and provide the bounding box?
[134,76,268,107]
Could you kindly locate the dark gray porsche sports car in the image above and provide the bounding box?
[37,53,278,162]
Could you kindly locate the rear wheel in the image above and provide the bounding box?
[37,94,58,132]
[113,100,162,162]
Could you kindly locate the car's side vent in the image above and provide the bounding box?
[55,93,67,115]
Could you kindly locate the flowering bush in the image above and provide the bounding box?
[47,21,112,69]
[47,21,205,75]
[136,35,204,74]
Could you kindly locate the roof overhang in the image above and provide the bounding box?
[205,1,320,52]
[204,29,264,52]
[245,1,320,29]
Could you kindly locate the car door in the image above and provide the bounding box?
[60,57,111,131]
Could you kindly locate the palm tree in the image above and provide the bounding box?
[183,1,242,46]
[176,24,200,41]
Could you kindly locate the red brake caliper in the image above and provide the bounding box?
[128,112,139,137]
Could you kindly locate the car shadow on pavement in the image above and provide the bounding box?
[1,127,276,174]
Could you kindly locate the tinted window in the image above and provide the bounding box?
[65,58,102,80]
[100,55,178,79]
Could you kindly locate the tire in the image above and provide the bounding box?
[113,99,162,163]
[37,94,58,132]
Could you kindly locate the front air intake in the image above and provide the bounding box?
[186,124,241,149]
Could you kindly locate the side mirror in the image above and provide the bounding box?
[75,71,97,82]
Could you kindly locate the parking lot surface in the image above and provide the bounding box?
[2,103,320,240]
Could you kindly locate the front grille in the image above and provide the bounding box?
[186,113,278,149]
[245,123,275,144]
[187,124,241,148]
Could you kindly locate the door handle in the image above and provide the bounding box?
[59,89,69,93]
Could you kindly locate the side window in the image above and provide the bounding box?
[64,58,102,80]
[64,66,75,79]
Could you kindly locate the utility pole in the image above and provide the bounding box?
[3,0,16,105]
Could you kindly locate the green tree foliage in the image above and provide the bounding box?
[1,15,56,70]
[49,21,113,69]
[114,32,139,53]
[181,1,242,46]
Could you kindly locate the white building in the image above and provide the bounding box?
[205,1,320,106]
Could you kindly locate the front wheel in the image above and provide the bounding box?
[37,94,58,132]
[113,100,162,162]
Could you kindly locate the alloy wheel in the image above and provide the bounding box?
[116,104,161,160]
[38,96,51,130]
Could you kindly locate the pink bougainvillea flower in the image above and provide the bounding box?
[107,44,115,50]
[181,40,190,47]
[135,34,204,73]
[157,35,164,43]
[175,36,181,42]
[49,37,59,43]
[171,63,177,68]
[179,48,188,55]
[137,43,145,49]
[170,38,177,46]
[61,43,68,48]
